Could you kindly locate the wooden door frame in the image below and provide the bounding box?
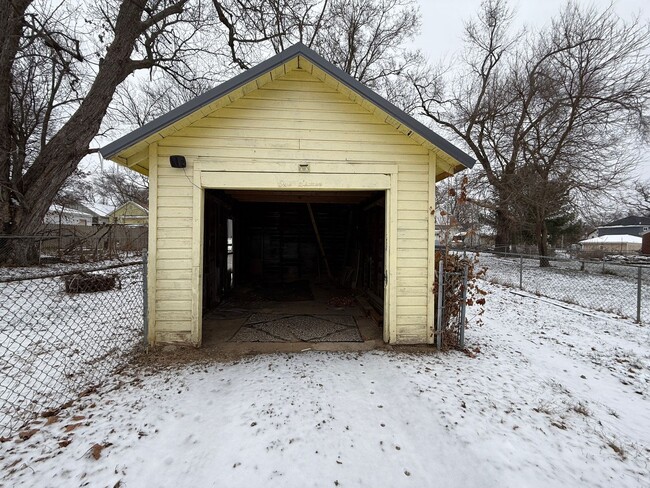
[190,159,398,346]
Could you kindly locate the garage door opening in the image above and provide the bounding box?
[201,189,386,346]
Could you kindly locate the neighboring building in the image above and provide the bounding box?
[73,202,116,225]
[579,234,642,254]
[108,201,149,225]
[642,231,650,255]
[99,43,475,347]
[44,205,93,226]
[597,216,650,238]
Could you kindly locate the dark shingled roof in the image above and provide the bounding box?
[602,216,650,227]
[100,43,475,170]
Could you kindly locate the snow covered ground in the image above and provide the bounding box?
[1,282,649,488]
[481,253,650,323]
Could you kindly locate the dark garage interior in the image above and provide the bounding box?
[201,189,386,345]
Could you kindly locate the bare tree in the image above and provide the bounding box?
[94,168,149,207]
[111,75,214,131]
[0,0,283,264]
[436,174,486,247]
[412,0,650,265]
[1,0,206,263]
[1,0,423,264]
[625,179,650,215]
[206,0,423,88]
[53,169,94,209]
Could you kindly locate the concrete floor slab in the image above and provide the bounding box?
[230,314,362,342]
[201,281,383,352]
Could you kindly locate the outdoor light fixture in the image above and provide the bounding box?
[169,155,187,168]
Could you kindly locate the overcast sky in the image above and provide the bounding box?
[95,1,650,181]
[413,0,648,57]
[411,0,650,179]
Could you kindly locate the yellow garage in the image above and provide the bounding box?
[100,43,474,347]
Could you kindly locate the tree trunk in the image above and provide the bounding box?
[493,200,511,255]
[537,219,550,267]
[0,1,32,235]
[1,0,151,264]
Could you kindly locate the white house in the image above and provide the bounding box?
[579,234,642,254]
[44,205,94,226]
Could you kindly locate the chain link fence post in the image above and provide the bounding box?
[637,266,642,324]
[459,264,468,349]
[519,255,523,290]
[143,251,149,346]
[436,259,444,350]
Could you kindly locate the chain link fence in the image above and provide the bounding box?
[433,251,487,350]
[479,251,649,323]
[435,260,469,350]
[0,239,146,438]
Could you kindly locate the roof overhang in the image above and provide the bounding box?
[100,42,475,176]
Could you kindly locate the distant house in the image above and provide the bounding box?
[44,205,93,226]
[597,216,650,238]
[579,234,642,254]
[435,223,491,248]
[73,202,116,225]
[108,201,148,225]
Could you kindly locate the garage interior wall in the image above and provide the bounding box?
[200,191,386,314]
[147,66,437,345]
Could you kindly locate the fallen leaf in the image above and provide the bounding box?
[18,429,38,440]
[64,423,82,432]
[90,443,104,460]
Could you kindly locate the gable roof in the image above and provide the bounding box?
[109,200,149,216]
[75,202,116,217]
[601,216,650,228]
[100,43,475,171]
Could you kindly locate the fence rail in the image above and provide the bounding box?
[479,251,649,323]
[0,224,147,265]
[0,258,145,438]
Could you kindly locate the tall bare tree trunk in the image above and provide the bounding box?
[1,0,154,264]
[537,219,550,267]
[494,206,511,254]
[0,1,32,237]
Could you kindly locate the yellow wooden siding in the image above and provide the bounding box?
[154,149,194,338]
[153,66,433,344]
[395,157,430,343]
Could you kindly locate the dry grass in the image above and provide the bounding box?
[572,402,591,416]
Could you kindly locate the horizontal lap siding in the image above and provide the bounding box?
[396,164,430,343]
[154,67,432,344]
[155,150,193,338]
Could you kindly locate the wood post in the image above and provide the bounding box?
[307,203,333,280]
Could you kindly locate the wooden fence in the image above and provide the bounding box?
[38,224,148,261]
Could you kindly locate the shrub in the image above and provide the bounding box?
[63,272,120,293]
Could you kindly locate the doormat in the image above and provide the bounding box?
[246,280,314,302]
[230,313,362,342]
